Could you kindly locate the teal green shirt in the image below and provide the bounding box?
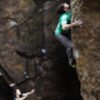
[55,11,72,37]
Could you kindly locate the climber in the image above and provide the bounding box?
[55,2,82,67]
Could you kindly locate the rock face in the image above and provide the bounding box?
[0,0,37,81]
[71,0,100,100]
[0,0,82,100]
[0,0,99,100]
[0,0,42,99]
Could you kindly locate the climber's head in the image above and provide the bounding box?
[57,3,69,15]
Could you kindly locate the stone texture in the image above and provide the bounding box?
[0,0,37,78]
[0,0,42,99]
[71,0,100,100]
[1,0,100,100]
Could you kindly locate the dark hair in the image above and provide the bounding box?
[56,4,66,15]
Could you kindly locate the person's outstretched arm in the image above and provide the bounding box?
[22,89,35,97]
[62,20,82,30]
[15,89,35,100]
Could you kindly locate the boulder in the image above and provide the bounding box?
[71,0,100,100]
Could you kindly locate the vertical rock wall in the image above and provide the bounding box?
[0,0,43,82]
[71,0,100,100]
[1,0,97,100]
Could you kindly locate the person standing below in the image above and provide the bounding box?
[55,3,82,67]
[14,89,35,100]
[14,88,35,100]
[10,83,35,100]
